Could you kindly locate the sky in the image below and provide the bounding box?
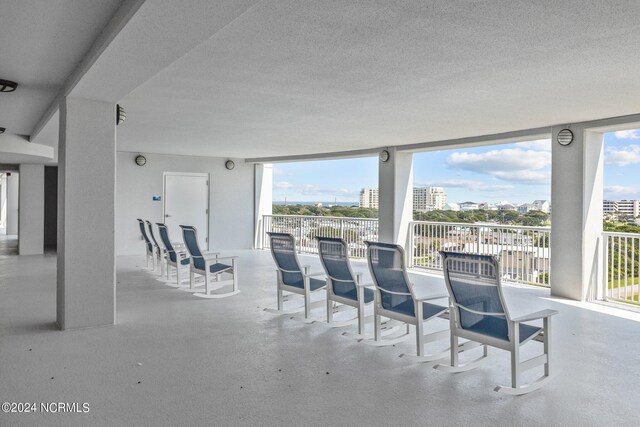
[272,130,640,204]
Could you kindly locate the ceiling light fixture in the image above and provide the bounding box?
[135,155,146,166]
[0,127,5,134]
[0,79,18,93]
[116,104,126,125]
[225,160,235,170]
[379,150,390,162]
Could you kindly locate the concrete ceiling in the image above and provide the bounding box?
[117,0,640,158]
[0,0,124,137]
[5,1,640,161]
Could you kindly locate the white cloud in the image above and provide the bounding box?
[415,179,514,192]
[447,148,551,184]
[614,129,640,140]
[513,139,551,152]
[604,185,639,196]
[272,167,288,177]
[605,145,640,167]
[490,170,551,183]
[273,181,294,189]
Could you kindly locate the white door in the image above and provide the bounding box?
[163,173,209,249]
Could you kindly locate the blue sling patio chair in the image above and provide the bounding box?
[365,241,451,361]
[316,237,374,335]
[137,218,154,270]
[156,223,189,288]
[180,225,239,299]
[435,251,558,395]
[146,220,164,275]
[265,232,325,321]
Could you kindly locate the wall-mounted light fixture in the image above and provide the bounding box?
[135,155,146,166]
[379,149,390,162]
[116,104,126,126]
[0,127,5,134]
[225,160,235,170]
[557,129,574,146]
[0,79,18,93]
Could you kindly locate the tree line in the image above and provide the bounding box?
[272,205,550,226]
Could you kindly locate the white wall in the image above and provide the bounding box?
[6,172,19,235]
[18,164,45,255]
[116,152,256,255]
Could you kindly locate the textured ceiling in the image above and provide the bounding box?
[5,1,640,161]
[117,0,640,158]
[0,0,124,136]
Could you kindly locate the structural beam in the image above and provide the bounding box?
[18,164,45,255]
[6,172,19,235]
[550,125,604,301]
[378,148,413,246]
[254,163,273,249]
[57,97,116,330]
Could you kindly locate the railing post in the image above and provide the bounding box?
[600,234,608,301]
[297,217,302,253]
[407,222,414,268]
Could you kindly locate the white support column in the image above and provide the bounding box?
[378,148,414,246]
[254,163,273,249]
[550,126,604,301]
[57,97,116,330]
[18,164,45,255]
[6,172,19,236]
[0,173,6,232]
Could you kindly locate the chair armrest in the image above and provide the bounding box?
[376,286,412,296]
[212,256,239,261]
[202,252,221,259]
[415,294,449,302]
[511,309,558,323]
[305,272,325,277]
[354,272,369,287]
[301,265,323,277]
[356,282,374,288]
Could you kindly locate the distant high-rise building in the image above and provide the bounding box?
[604,199,640,218]
[359,188,379,209]
[413,187,447,211]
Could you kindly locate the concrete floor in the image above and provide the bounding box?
[1,246,640,426]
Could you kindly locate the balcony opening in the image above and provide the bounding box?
[410,139,551,288]
[267,157,378,257]
[602,128,640,307]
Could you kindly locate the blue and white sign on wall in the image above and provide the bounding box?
[152,196,162,201]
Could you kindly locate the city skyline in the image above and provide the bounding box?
[272,130,640,204]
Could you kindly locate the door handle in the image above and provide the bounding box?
[165,214,171,217]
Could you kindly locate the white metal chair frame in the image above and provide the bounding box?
[156,223,189,287]
[180,225,239,299]
[137,218,155,270]
[317,237,373,335]
[145,220,163,275]
[436,251,558,395]
[366,242,451,361]
[266,232,326,321]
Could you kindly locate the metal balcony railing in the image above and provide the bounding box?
[262,215,378,258]
[603,232,640,305]
[409,221,551,287]
[262,215,551,287]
